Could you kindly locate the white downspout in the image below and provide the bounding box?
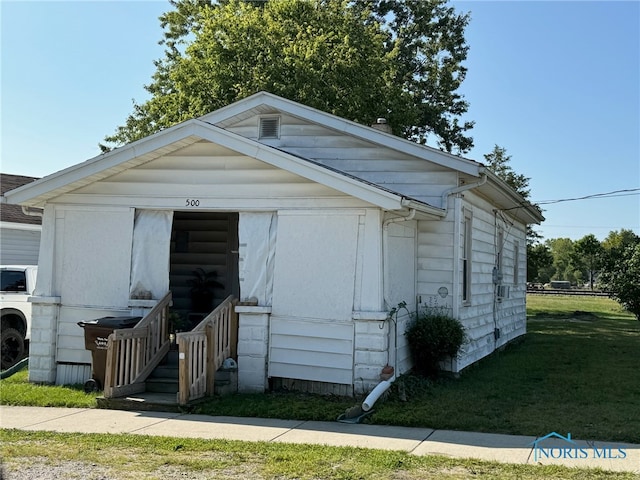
[362,307,397,411]
[441,174,488,212]
[362,374,393,411]
[362,208,416,412]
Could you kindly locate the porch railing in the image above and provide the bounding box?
[103,291,172,398]
[177,295,238,405]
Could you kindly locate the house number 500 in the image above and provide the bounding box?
[185,199,200,207]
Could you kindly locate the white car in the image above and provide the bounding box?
[1,265,37,370]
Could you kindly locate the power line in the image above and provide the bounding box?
[542,225,639,230]
[533,188,640,205]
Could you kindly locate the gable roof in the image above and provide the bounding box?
[201,91,483,177]
[0,174,42,225]
[2,119,446,219]
[2,92,543,224]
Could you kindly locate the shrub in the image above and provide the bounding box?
[406,308,466,377]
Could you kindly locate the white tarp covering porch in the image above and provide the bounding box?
[129,209,173,300]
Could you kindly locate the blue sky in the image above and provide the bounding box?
[2,0,639,241]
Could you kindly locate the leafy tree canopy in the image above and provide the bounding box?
[483,144,542,244]
[527,242,552,283]
[102,0,473,153]
[601,229,639,252]
[483,145,531,199]
[545,237,581,284]
[600,241,640,320]
[573,234,604,290]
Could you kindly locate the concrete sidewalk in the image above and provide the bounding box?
[1,405,638,473]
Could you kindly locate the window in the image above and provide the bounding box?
[513,242,520,285]
[496,227,504,276]
[462,208,472,305]
[1,270,27,292]
[259,116,280,139]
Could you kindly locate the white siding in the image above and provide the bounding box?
[56,305,131,365]
[57,141,367,211]
[269,319,353,385]
[417,213,456,309]
[455,192,528,370]
[414,190,528,373]
[226,113,458,208]
[56,363,91,386]
[0,226,41,264]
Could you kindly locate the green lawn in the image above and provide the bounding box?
[2,295,638,444]
[0,369,99,407]
[373,296,639,443]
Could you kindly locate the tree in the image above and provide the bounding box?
[527,242,552,283]
[360,0,473,152]
[483,144,542,246]
[600,242,640,321]
[573,234,604,290]
[601,229,639,252]
[102,0,473,154]
[599,229,640,319]
[483,145,530,199]
[546,237,580,284]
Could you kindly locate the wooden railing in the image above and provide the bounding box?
[177,295,238,405]
[103,291,172,398]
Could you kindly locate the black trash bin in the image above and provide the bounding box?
[77,316,142,392]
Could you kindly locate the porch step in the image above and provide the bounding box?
[149,364,179,379]
[97,392,181,413]
[145,349,179,394]
[159,350,179,367]
[100,350,237,413]
[146,376,179,394]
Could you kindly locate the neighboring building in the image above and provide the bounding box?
[3,92,543,393]
[0,174,42,265]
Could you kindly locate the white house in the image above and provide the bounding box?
[3,92,543,395]
[1,173,42,265]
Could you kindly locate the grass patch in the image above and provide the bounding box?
[1,429,634,479]
[192,390,356,421]
[526,294,631,319]
[0,367,99,407]
[370,296,639,443]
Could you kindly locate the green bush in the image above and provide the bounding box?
[406,308,466,377]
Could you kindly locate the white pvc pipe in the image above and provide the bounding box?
[362,376,395,411]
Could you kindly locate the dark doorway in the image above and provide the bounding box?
[169,212,239,323]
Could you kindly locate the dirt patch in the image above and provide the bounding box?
[1,457,262,480]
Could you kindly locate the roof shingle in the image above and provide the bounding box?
[1,174,42,225]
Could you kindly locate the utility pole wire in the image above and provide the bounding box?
[533,188,640,205]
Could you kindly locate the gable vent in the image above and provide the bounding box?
[259,116,280,139]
